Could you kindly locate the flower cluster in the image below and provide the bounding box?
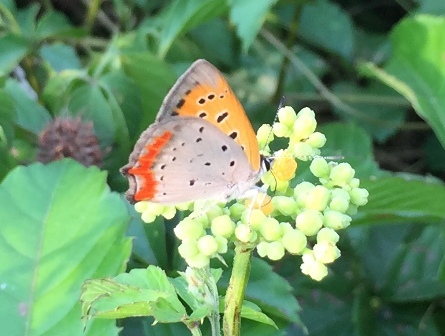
[132,107,368,281]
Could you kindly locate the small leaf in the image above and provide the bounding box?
[81,266,187,322]
[229,0,277,52]
[241,301,278,328]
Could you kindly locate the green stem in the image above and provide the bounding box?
[223,244,254,336]
[186,321,203,336]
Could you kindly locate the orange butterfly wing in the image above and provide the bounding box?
[156,59,261,172]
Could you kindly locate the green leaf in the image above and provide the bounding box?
[299,0,353,59]
[68,84,116,146]
[16,3,39,37]
[229,0,277,52]
[120,53,176,131]
[157,0,227,57]
[4,78,52,134]
[36,10,74,39]
[361,15,445,148]
[40,43,82,71]
[241,301,278,328]
[331,81,406,142]
[81,266,187,322]
[355,176,445,225]
[0,159,131,335]
[0,34,29,75]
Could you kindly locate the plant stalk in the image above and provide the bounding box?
[223,244,254,336]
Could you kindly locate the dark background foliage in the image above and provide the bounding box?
[1,0,445,335]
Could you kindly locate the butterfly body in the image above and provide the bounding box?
[121,59,263,204]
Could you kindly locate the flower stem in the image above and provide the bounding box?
[223,244,254,336]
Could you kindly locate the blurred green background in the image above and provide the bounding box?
[1,0,445,335]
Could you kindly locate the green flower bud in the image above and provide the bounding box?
[349,177,360,188]
[292,142,314,161]
[298,107,315,119]
[330,163,355,187]
[295,210,323,236]
[313,241,341,264]
[174,218,205,240]
[189,211,210,228]
[134,201,148,213]
[273,122,291,137]
[331,188,350,201]
[310,157,330,178]
[256,241,269,258]
[293,113,317,140]
[300,251,328,281]
[176,202,193,211]
[260,217,282,241]
[141,211,157,223]
[185,253,210,268]
[206,205,224,221]
[307,132,326,148]
[278,106,297,128]
[211,215,235,238]
[242,209,267,230]
[305,185,330,211]
[235,223,254,243]
[329,196,349,213]
[349,187,369,206]
[214,235,228,254]
[275,179,290,193]
[161,206,176,220]
[261,170,276,187]
[317,227,339,243]
[280,222,294,234]
[282,229,307,254]
[294,181,315,207]
[197,235,219,256]
[178,240,200,259]
[323,210,351,230]
[146,202,165,216]
[272,196,298,216]
[229,203,246,221]
[266,241,285,260]
[257,124,274,146]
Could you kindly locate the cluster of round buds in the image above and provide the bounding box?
[132,107,369,281]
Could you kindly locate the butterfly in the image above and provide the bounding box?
[120,59,269,205]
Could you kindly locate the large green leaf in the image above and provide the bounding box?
[156,0,227,57]
[355,176,445,225]
[361,15,445,148]
[39,43,82,71]
[229,0,277,52]
[0,90,16,146]
[0,159,131,335]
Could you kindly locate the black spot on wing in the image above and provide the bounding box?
[217,111,229,123]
